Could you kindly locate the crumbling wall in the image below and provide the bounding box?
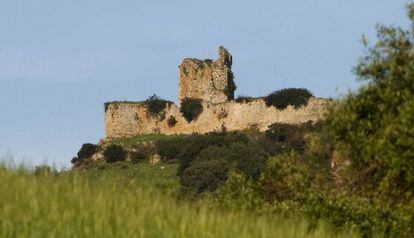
[105,98,329,138]
[178,46,235,104]
[105,46,330,139]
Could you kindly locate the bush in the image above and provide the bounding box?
[264,88,313,110]
[103,145,127,163]
[235,95,259,103]
[167,116,177,127]
[265,122,316,152]
[180,98,203,122]
[176,132,249,175]
[194,143,268,180]
[71,143,98,165]
[131,151,146,163]
[155,137,186,162]
[145,94,172,119]
[178,134,268,195]
[78,143,98,159]
[180,158,230,195]
[233,143,268,180]
[259,153,311,202]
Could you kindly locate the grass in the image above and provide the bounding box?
[109,134,184,147]
[0,162,359,238]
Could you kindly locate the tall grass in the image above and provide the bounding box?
[0,163,358,238]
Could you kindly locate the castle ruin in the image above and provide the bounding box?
[105,47,329,138]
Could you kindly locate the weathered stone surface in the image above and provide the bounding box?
[105,98,330,138]
[104,46,330,138]
[178,46,235,104]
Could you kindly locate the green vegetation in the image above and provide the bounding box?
[325,6,414,197]
[235,88,313,109]
[180,97,203,122]
[71,143,98,165]
[167,115,178,127]
[264,88,313,110]
[145,94,173,119]
[235,95,260,103]
[6,4,414,238]
[104,95,173,119]
[103,144,127,163]
[110,134,181,147]
[104,100,144,112]
[226,71,236,99]
[33,165,57,177]
[0,163,357,238]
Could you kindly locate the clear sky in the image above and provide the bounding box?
[0,0,410,168]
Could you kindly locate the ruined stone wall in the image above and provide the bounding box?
[105,98,329,139]
[178,46,235,104]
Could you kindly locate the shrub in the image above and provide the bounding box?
[145,94,172,119]
[155,137,186,162]
[180,158,230,195]
[235,95,257,103]
[259,153,311,202]
[78,143,98,159]
[232,143,268,180]
[71,143,98,165]
[103,145,127,163]
[178,135,268,195]
[167,116,177,127]
[176,132,249,175]
[131,151,146,163]
[264,88,313,110]
[180,98,203,122]
[194,143,268,180]
[265,122,315,152]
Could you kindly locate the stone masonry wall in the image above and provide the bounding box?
[178,46,235,104]
[105,98,329,139]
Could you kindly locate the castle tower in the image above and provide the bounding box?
[178,46,236,104]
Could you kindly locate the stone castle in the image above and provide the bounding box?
[105,47,329,138]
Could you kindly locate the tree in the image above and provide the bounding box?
[325,4,414,196]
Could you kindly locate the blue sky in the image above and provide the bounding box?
[0,0,410,168]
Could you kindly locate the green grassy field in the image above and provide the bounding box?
[0,162,358,238]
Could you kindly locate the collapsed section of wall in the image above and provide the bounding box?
[105,98,329,139]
